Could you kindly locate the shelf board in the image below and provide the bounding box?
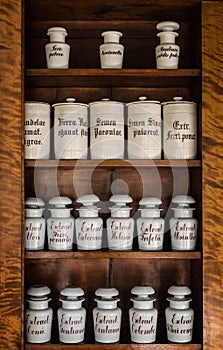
[25,159,201,169]
[25,251,201,260]
[25,68,200,87]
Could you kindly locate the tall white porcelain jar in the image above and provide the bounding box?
[25,285,53,343]
[89,98,124,159]
[165,285,194,343]
[127,97,161,159]
[75,194,103,250]
[155,21,180,69]
[107,195,134,250]
[129,286,158,343]
[45,27,70,68]
[170,195,198,251]
[47,196,74,251]
[99,31,124,69]
[137,197,165,251]
[162,97,197,159]
[24,101,51,159]
[25,197,46,250]
[58,287,86,344]
[93,288,122,343]
[52,98,88,159]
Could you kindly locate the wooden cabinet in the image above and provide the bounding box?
[0,0,223,349]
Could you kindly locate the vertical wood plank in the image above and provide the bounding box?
[202,2,223,349]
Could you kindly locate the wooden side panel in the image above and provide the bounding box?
[202,1,223,349]
[0,0,23,349]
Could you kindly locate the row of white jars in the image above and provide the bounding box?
[26,285,194,344]
[25,194,198,252]
[24,96,197,160]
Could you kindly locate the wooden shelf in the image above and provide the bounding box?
[25,159,201,169]
[25,69,200,87]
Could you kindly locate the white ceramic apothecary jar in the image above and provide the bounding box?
[75,194,103,250]
[93,287,122,343]
[155,21,180,69]
[58,287,86,344]
[25,285,53,343]
[89,98,125,159]
[165,285,194,343]
[24,101,51,159]
[52,98,88,159]
[170,195,198,251]
[107,195,134,250]
[99,31,124,69]
[137,197,164,251]
[162,97,197,159]
[129,286,158,343]
[45,27,70,68]
[47,196,74,251]
[25,197,46,250]
[127,97,162,159]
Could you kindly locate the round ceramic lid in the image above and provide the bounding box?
[162,96,196,106]
[109,194,132,206]
[156,21,180,32]
[172,195,195,206]
[25,101,50,106]
[60,287,84,298]
[48,196,72,208]
[25,197,45,208]
[127,96,160,106]
[47,27,67,35]
[95,287,119,298]
[27,284,51,297]
[168,285,192,296]
[52,98,88,108]
[139,197,162,207]
[131,286,155,296]
[76,194,100,206]
[101,31,123,43]
[89,98,123,106]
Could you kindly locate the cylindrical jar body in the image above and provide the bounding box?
[25,303,53,343]
[162,99,197,159]
[57,307,86,343]
[156,43,180,69]
[129,307,158,343]
[47,216,74,250]
[90,100,124,159]
[170,217,197,250]
[127,99,161,159]
[24,102,50,159]
[165,306,194,343]
[93,306,122,343]
[25,217,45,250]
[107,217,134,250]
[137,217,164,251]
[45,43,70,68]
[53,99,88,159]
[75,217,103,250]
[100,31,124,69]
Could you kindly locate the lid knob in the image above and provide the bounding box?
[66,98,76,103]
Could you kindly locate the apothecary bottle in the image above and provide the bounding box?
[45,27,70,68]
[165,285,194,343]
[58,287,86,344]
[127,97,161,159]
[137,197,164,251]
[107,195,134,250]
[99,31,124,69]
[170,195,198,251]
[24,101,50,159]
[25,197,46,250]
[47,196,74,251]
[75,194,103,250]
[25,285,53,343]
[129,286,158,343]
[93,288,122,343]
[155,21,180,69]
[52,98,88,159]
[89,98,124,159]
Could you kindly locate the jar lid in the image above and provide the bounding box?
[131,286,155,297]
[139,197,162,208]
[47,27,67,36]
[168,285,192,297]
[109,195,132,217]
[95,287,119,299]
[76,194,100,206]
[25,197,45,208]
[162,96,196,106]
[127,96,160,106]
[60,286,84,299]
[109,194,132,206]
[48,196,72,208]
[172,195,196,207]
[89,98,123,106]
[27,284,51,298]
[52,98,88,108]
[156,21,180,32]
[101,31,123,43]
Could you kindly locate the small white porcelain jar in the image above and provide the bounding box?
[127,97,162,159]
[170,195,198,251]
[93,288,122,343]
[58,287,86,344]
[129,286,158,343]
[45,27,70,68]
[47,196,74,251]
[24,101,51,159]
[89,98,125,159]
[52,98,88,159]
[107,195,134,250]
[99,31,124,69]
[25,285,53,343]
[162,97,197,159]
[155,21,180,69]
[25,197,46,250]
[75,194,103,250]
[137,197,165,251]
[165,285,194,343]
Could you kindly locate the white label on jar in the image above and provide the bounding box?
[138,220,164,250]
[25,311,52,343]
[94,310,121,343]
[24,117,50,159]
[58,311,86,343]
[25,219,45,250]
[107,219,134,250]
[76,220,103,250]
[130,310,157,343]
[166,310,194,343]
[171,219,197,250]
[47,219,74,250]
